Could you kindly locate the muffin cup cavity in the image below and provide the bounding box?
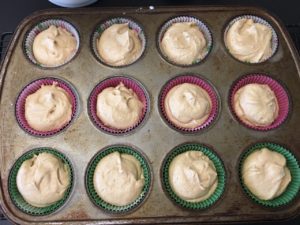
[224,15,278,64]
[15,77,79,137]
[159,75,219,134]
[88,76,150,136]
[239,142,300,208]
[229,74,290,131]
[8,147,74,216]
[157,16,213,67]
[91,17,146,68]
[85,144,152,214]
[161,143,226,210]
[24,19,80,68]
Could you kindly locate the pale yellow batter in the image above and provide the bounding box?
[169,151,218,202]
[242,148,291,200]
[25,83,72,132]
[97,23,142,66]
[165,83,211,128]
[33,25,77,66]
[161,22,207,65]
[225,18,273,63]
[16,153,69,207]
[234,84,278,126]
[96,82,143,129]
[93,151,145,206]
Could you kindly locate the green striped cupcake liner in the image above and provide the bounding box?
[8,147,74,216]
[239,142,300,208]
[161,143,226,210]
[85,144,152,214]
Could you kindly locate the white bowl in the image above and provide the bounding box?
[49,0,98,8]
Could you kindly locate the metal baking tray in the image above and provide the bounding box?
[0,6,300,224]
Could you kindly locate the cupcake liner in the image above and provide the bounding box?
[91,17,146,68]
[159,75,219,134]
[8,147,74,216]
[161,143,226,210]
[157,16,213,67]
[23,19,80,68]
[15,77,79,137]
[85,144,152,214]
[88,76,150,136]
[229,74,290,131]
[239,142,300,208]
[224,15,278,64]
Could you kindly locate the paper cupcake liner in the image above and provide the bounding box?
[157,16,213,67]
[91,17,146,68]
[85,144,152,214]
[229,74,290,131]
[224,15,278,64]
[15,77,79,137]
[8,147,74,216]
[159,75,219,134]
[239,142,300,208]
[88,76,150,136]
[161,143,226,210]
[23,19,80,68]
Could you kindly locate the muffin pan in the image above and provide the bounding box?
[0,6,300,224]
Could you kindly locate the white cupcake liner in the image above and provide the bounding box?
[157,16,213,67]
[24,19,80,68]
[91,17,146,68]
[224,15,278,64]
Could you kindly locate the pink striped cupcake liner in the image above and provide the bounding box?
[229,74,290,131]
[157,16,213,67]
[159,75,219,134]
[224,15,278,64]
[24,19,80,68]
[91,17,146,68]
[15,77,79,137]
[88,76,150,135]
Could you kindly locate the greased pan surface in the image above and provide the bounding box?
[0,6,300,224]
